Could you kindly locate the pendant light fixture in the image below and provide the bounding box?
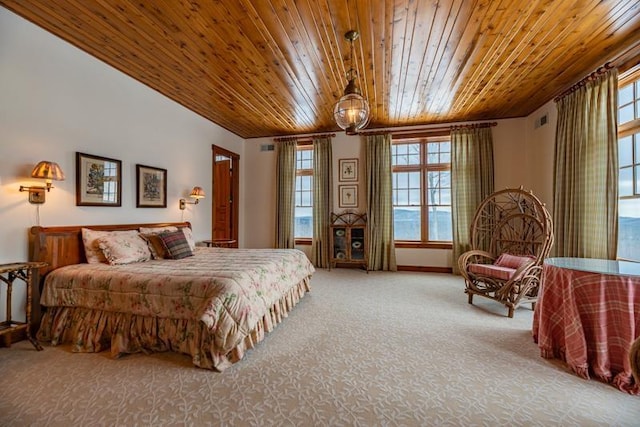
[333,30,370,134]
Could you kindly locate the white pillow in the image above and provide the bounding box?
[180,227,196,252]
[139,226,178,234]
[81,228,111,264]
[97,231,151,265]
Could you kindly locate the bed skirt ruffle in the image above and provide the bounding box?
[37,276,311,371]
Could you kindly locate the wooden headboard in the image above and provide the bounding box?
[29,222,192,277]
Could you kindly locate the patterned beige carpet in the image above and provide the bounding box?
[1,269,638,426]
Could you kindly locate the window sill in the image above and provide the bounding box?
[395,241,452,249]
[295,238,312,246]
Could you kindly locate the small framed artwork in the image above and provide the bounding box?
[339,158,358,182]
[339,185,358,208]
[76,152,122,206]
[136,164,167,208]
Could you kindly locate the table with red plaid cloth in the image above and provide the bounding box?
[532,257,640,395]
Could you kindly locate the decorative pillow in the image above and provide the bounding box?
[495,253,535,269]
[138,227,179,259]
[81,228,112,264]
[180,227,196,252]
[139,226,178,234]
[159,230,194,259]
[97,231,152,265]
[139,232,170,259]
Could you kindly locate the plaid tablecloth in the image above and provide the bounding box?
[532,261,640,394]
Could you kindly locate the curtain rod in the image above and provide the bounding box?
[554,62,615,102]
[273,132,336,142]
[358,122,497,136]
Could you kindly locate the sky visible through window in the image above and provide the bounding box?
[392,140,452,242]
[295,148,313,238]
[618,77,640,261]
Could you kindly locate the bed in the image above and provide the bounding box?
[29,222,314,370]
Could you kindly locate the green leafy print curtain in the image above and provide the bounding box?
[365,133,397,271]
[275,138,297,249]
[553,68,618,259]
[451,126,495,274]
[312,136,333,267]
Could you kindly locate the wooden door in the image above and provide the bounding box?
[212,145,239,246]
[213,159,231,239]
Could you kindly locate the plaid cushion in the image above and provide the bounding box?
[468,263,517,281]
[495,253,535,269]
[159,230,194,259]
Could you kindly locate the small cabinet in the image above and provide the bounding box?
[330,211,367,271]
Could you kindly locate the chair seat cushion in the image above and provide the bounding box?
[468,263,517,281]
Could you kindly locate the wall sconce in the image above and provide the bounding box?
[19,160,65,204]
[179,186,205,210]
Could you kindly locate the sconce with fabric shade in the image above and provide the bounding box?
[179,186,205,210]
[19,161,65,204]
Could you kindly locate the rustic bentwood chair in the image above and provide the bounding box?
[458,187,554,317]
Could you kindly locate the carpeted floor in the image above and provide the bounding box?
[1,269,638,426]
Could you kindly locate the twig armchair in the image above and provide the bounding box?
[458,187,554,317]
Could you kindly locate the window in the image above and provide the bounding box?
[392,138,452,245]
[295,146,313,239]
[618,78,640,124]
[618,68,640,262]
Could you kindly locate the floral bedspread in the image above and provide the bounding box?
[40,247,315,358]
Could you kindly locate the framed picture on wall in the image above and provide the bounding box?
[136,164,167,208]
[339,158,358,182]
[76,152,122,206]
[339,185,358,208]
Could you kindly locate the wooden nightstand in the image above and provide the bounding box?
[202,239,237,248]
[0,262,47,351]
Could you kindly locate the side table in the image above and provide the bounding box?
[202,239,237,248]
[0,261,47,351]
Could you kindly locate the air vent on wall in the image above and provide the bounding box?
[260,144,275,152]
[534,113,548,129]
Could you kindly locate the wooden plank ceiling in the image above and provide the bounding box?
[2,0,640,139]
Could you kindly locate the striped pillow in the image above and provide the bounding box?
[495,253,535,269]
[159,230,194,259]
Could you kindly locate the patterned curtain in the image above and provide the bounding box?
[312,136,333,267]
[275,138,297,249]
[365,134,397,271]
[451,127,495,274]
[553,68,618,258]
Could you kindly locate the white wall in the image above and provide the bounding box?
[524,100,557,210]
[0,9,244,319]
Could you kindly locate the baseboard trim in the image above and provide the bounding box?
[397,265,453,274]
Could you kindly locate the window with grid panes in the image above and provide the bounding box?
[392,138,452,244]
[618,67,640,261]
[295,146,313,239]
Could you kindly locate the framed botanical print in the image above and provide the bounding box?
[76,152,122,206]
[339,185,358,208]
[339,158,358,182]
[136,164,167,208]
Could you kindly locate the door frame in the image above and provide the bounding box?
[211,145,239,246]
